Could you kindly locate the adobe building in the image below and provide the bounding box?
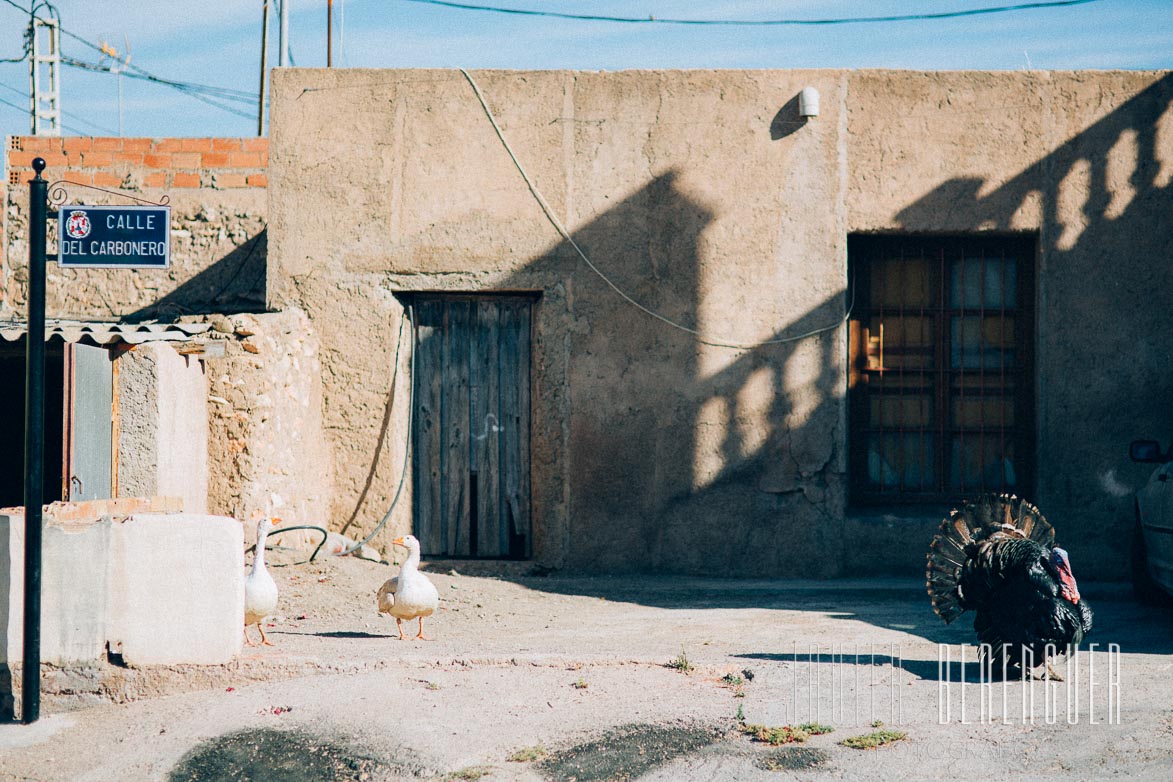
[3,68,1172,582]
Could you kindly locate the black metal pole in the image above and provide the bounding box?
[22,157,47,724]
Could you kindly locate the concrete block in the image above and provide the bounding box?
[0,515,110,665]
[1,512,243,666]
[108,514,243,666]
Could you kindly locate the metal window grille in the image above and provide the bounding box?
[848,236,1035,505]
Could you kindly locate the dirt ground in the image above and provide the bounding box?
[2,552,1172,781]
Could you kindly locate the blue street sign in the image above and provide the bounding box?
[57,205,171,269]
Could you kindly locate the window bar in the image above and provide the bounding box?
[919,245,929,492]
[877,254,887,494]
[999,248,1008,490]
[979,246,987,493]
[937,246,947,497]
[897,246,906,494]
[957,246,966,493]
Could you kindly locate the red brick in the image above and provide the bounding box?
[91,137,123,152]
[144,153,172,169]
[228,151,262,167]
[92,171,123,188]
[80,151,114,167]
[154,138,188,152]
[6,150,37,168]
[20,136,58,152]
[201,151,231,167]
[258,150,268,166]
[172,172,201,188]
[245,173,268,188]
[212,138,242,151]
[63,171,93,186]
[121,138,153,152]
[170,152,201,168]
[114,152,144,164]
[38,151,69,167]
[240,137,268,152]
[180,138,212,152]
[61,137,93,153]
[214,172,246,189]
[142,172,166,188]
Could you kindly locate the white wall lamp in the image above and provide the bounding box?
[798,86,820,119]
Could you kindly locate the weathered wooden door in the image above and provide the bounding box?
[413,296,532,558]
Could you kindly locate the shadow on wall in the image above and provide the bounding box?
[892,73,1173,579]
[126,228,268,322]
[490,167,847,579]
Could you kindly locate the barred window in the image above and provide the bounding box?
[848,236,1035,505]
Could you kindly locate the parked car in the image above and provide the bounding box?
[1129,439,1173,604]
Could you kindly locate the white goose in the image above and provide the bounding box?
[376,534,439,640]
[244,516,279,646]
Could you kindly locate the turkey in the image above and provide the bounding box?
[926,494,1093,679]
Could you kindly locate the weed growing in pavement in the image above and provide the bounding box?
[507,744,548,763]
[666,648,694,674]
[839,729,907,749]
[572,678,589,690]
[739,722,834,745]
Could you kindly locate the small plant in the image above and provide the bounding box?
[839,728,907,750]
[870,719,884,728]
[721,673,744,687]
[425,681,441,691]
[740,721,834,745]
[572,678,589,690]
[666,648,694,674]
[445,766,493,781]
[735,703,746,724]
[507,744,547,763]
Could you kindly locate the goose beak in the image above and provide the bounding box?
[392,536,406,547]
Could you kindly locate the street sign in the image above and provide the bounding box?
[57,204,171,269]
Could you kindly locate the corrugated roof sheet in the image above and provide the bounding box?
[0,320,212,345]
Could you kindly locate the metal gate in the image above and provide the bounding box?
[412,296,532,558]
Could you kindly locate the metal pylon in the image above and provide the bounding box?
[30,15,61,136]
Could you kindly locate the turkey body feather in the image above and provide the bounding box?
[927,494,1092,673]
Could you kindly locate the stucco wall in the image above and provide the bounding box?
[117,342,210,512]
[845,70,1173,577]
[269,69,851,574]
[269,68,1172,578]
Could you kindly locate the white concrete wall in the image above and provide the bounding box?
[117,343,210,514]
[0,512,242,666]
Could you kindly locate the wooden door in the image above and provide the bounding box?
[413,296,532,558]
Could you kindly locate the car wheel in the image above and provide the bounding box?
[1131,507,1172,606]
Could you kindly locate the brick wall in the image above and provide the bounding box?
[4,136,267,191]
[2,136,268,320]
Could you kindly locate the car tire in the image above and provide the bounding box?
[1131,508,1172,606]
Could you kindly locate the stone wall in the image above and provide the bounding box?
[2,136,268,320]
[205,308,333,530]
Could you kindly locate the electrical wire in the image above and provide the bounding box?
[401,0,1102,26]
[0,92,89,134]
[340,304,415,556]
[0,80,119,135]
[458,68,851,350]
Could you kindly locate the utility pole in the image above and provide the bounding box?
[29,15,61,135]
[327,0,333,67]
[22,157,48,724]
[259,0,270,136]
[279,0,290,67]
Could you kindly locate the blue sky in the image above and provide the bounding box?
[0,0,1170,139]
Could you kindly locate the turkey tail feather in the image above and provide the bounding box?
[926,493,1054,624]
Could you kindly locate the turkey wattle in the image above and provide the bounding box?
[926,494,1093,678]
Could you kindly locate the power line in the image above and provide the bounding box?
[0,93,88,135]
[1,0,260,123]
[0,80,119,134]
[400,0,1102,26]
